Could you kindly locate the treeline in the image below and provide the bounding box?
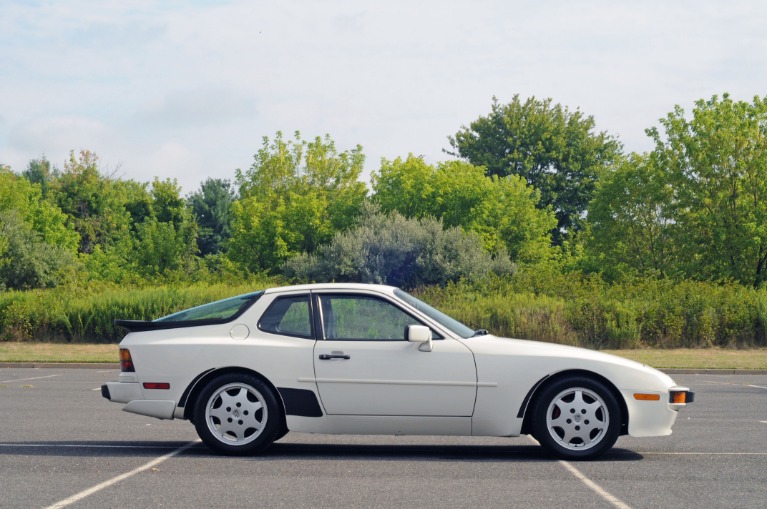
[1,93,766,346]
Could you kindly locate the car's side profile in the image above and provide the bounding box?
[102,283,693,460]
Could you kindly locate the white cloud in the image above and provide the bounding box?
[8,116,111,157]
[136,86,258,128]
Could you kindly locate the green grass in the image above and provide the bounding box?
[604,348,767,370]
[0,343,119,363]
[1,343,766,369]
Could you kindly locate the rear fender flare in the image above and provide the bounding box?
[181,367,286,435]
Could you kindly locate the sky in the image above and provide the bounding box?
[1,0,766,193]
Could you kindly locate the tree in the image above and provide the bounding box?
[52,150,132,254]
[0,210,74,290]
[21,157,56,197]
[114,179,153,228]
[229,132,368,272]
[372,155,556,264]
[0,167,79,252]
[448,95,622,244]
[188,178,236,256]
[585,153,677,280]
[648,94,767,287]
[129,179,198,278]
[283,203,515,289]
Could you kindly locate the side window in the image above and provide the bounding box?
[319,294,426,341]
[258,295,312,338]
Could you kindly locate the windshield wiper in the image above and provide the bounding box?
[471,329,489,337]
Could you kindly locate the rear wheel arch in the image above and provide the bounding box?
[183,367,287,435]
[520,369,628,437]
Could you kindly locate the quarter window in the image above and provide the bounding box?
[258,295,312,338]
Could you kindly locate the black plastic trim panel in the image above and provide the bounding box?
[178,369,215,408]
[277,387,324,417]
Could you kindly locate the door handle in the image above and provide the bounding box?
[319,353,351,360]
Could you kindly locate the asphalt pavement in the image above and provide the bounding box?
[0,368,765,509]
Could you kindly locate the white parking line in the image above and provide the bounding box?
[695,380,767,390]
[558,460,632,509]
[0,374,60,384]
[0,443,187,450]
[640,451,767,456]
[43,440,200,509]
[527,437,632,509]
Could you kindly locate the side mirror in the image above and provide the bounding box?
[406,325,432,352]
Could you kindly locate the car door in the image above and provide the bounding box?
[312,291,477,416]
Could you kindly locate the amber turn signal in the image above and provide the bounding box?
[670,392,687,404]
[633,393,661,401]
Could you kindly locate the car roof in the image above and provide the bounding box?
[263,282,398,294]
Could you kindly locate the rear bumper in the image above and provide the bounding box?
[102,381,143,403]
[101,381,176,420]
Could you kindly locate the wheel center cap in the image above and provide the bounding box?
[574,414,581,423]
[233,409,240,418]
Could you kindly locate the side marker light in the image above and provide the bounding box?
[633,393,661,401]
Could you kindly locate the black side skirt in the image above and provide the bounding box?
[277,388,323,417]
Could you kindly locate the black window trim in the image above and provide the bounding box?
[310,291,444,342]
[257,293,315,340]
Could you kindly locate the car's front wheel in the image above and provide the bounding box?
[194,374,280,455]
[531,376,621,460]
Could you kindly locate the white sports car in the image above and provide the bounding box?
[102,283,693,460]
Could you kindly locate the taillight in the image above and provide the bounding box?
[120,348,135,372]
[143,382,170,390]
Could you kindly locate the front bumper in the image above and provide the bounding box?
[622,385,694,437]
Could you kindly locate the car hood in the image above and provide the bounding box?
[462,335,676,390]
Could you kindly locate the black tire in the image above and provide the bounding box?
[273,427,289,442]
[193,373,281,455]
[530,376,621,460]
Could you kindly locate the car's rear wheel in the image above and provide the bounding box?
[531,376,621,460]
[194,374,280,455]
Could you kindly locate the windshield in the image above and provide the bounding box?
[155,291,263,323]
[394,289,476,338]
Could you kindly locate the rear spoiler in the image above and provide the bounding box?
[114,318,231,332]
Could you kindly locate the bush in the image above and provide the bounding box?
[2,263,765,348]
[0,279,276,343]
[283,205,515,289]
[413,273,767,349]
[416,280,580,346]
